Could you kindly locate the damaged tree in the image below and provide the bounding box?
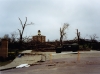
[18,17,33,49]
[90,34,98,42]
[76,29,80,44]
[60,23,69,46]
[90,34,99,50]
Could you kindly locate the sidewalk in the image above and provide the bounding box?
[0,55,41,70]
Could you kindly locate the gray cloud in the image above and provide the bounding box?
[0,0,100,41]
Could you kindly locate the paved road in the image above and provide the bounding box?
[1,57,100,74]
[1,51,100,74]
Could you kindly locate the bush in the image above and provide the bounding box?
[8,54,16,60]
[0,56,4,62]
[0,53,16,62]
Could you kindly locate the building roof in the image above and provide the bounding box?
[33,35,45,37]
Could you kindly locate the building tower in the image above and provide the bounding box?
[38,30,41,36]
[33,30,46,43]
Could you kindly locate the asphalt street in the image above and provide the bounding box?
[1,51,100,74]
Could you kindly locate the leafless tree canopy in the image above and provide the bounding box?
[18,17,33,43]
[3,34,9,39]
[90,34,98,42]
[60,23,69,46]
[11,31,18,40]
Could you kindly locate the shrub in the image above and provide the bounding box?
[0,56,4,62]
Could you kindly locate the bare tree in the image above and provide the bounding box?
[60,23,69,46]
[90,34,98,42]
[23,36,32,42]
[10,31,18,43]
[3,34,9,39]
[76,29,80,44]
[18,17,33,45]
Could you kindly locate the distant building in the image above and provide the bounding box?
[33,30,46,43]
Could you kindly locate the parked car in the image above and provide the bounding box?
[56,43,79,53]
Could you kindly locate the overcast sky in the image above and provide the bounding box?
[0,0,100,41]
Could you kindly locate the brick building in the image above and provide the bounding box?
[33,30,46,43]
[0,39,8,58]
